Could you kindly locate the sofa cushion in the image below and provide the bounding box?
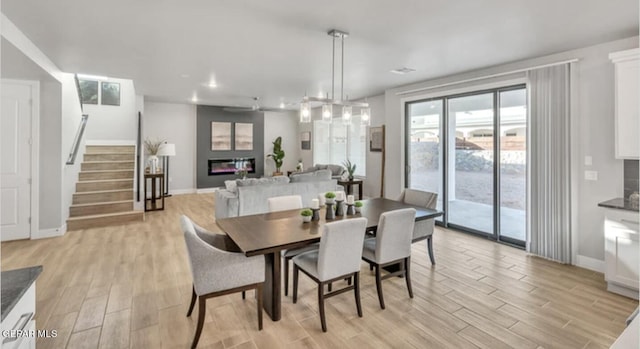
[224,180,237,192]
[290,169,332,183]
[236,176,290,187]
[325,164,345,177]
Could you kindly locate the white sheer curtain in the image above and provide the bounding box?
[527,64,572,263]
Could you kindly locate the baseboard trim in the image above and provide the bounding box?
[196,188,220,194]
[576,254,605,273]
[170,189,197,195]
[32,223,67,239]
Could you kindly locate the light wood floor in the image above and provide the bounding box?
[2,194,637,349]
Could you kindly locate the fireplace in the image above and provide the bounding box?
[208,158,256,176]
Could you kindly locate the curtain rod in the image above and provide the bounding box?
[396,58,579,96]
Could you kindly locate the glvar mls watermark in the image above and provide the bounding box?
[2,329,58,339]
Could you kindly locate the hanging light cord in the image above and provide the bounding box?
[331,33,335,101]
[341,34,345,101]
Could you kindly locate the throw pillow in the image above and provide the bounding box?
[224,180,237,192]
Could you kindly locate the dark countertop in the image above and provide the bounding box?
[598,198,640,212]
[1,266,42,321]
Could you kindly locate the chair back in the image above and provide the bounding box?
[268,195,303,212]
[181,215,216,292]
[317,218,368,281]
[375,208,416,263]
[400,188,438,209]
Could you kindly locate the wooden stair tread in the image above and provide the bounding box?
[76,179,133,184]
[80,170,134,173]
[67,211,143,221]
[74,189,132,195]
[70,200,133,208]
[83,161,135,164]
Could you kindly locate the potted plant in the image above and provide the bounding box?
[325,191,336,204]
[144,138,164,173]
[300,208,313,223]
[267,136,285,176]
[354,201,363,213]
[343,160,356,180]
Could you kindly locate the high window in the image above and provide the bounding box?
[313,116,366,176]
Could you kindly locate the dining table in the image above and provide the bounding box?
[215,197,443,321]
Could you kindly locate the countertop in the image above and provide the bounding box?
[1,265,42,321]
[598,198,640,212]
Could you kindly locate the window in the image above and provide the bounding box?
[313,116,366,176]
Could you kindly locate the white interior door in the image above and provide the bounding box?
[1,81,33,241]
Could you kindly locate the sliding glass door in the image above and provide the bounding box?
[405,85,527,246]
[406,99,444,221]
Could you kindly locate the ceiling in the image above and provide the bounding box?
[2,0,638,110]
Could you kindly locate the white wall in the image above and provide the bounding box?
[264,111,300,175]
[83,77,138,142]
[143,101,197,193]
[383,36,639,264]
[1,15,83,237]
[362,95,385,198]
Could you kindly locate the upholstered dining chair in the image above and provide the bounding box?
[398,188,438,265]
[267,195,319,296]
[181,215,264,349]
[292,218,368,332]
[362,208,416,309]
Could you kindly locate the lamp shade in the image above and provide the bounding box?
[157,143,176,156]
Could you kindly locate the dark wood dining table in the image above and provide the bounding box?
[215,197,443,321]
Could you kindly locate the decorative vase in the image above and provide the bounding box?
[302,215,312,223]
[325,198,335,205]
[355,206,361,213]
[148,155,159,174]
[348,175,354,181]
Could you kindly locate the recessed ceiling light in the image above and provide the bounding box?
[181,74,190,78]
[279,102,285,109]
[191,95,198,103]
[208,81,217,88]
[390,67,416,75]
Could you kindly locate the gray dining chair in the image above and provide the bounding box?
[292,218,368,332]
[267,195,319,296]
[181,215,264,349]
[362,208,416,309]
[398,188,438,265]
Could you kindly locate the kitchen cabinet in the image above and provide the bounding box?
[604,208,639,299]
[609,48,639,159]
[1,283,36,349]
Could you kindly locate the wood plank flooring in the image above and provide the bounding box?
[2,193,637,348]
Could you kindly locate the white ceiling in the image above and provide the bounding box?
[2,0,638,109]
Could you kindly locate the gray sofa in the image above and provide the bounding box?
[215,173,340,219]
[299,164,345,179]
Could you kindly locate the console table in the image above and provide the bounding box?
[145,172,164,211]
[337,179,364,200]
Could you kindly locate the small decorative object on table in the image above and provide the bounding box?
[343,160,357,181]
[296,159,304,172]
[325,202,335,220]
[335,191,345,216]
[354,201,363,213]
[235,167,248,179]
[300,209,313,223]
[346,194,356,215]
[144,137,165,174]
[310,199,321,221]
[324,192,336,204]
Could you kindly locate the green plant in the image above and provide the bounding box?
[354,201,363,208]
[267,136,285,172]
[144,138,165,155]
[300,209,313,217]
[343,160,356,179]
[324,192,336,199]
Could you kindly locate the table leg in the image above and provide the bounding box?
[263,252,282,321]
[358,182,363,200]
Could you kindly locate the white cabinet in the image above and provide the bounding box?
[609,48,639,159]
[604,209,639,299]
[0,284,36,349]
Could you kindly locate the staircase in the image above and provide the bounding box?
[67,145,144,230]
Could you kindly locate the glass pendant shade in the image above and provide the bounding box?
[322,104,333,123]
[342,105,352,125]
[300,102,311,123]
[360,107,371,126]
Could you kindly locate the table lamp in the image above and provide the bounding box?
[157,143,176,197]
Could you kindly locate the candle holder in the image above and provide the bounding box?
[335,200,345,216]
[311,208,320,221]
[346,203,356,215]
[325,203,335,220]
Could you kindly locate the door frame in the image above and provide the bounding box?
[2,79,40,239]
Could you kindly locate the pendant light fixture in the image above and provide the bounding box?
[300,29,370,125]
